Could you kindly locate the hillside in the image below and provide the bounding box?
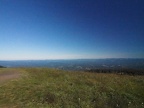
[0,68,144,108]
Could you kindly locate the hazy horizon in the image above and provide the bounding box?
[0,0,144,60]
[0,58,144,61]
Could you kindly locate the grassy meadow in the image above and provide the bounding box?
[0,68,144,108]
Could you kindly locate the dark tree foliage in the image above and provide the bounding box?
[86,68,144,75]
[0,65,6,68]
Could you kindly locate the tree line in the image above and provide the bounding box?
[86,68,144,75]
[0,65,6,68]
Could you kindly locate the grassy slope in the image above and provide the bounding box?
[0,68,144,108]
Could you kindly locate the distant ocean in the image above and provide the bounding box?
[0,59,144,70]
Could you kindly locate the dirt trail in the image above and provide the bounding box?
[0,68,23,84]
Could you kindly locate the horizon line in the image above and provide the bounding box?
[0,58,144,61]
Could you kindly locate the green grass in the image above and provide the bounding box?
[0,68,144,108]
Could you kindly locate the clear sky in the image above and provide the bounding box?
[0,0,144,60]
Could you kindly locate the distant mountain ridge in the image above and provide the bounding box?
[0,59,144,70]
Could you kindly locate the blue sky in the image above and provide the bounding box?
[0,0,144,60]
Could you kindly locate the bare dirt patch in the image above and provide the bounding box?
[0,68,23,84]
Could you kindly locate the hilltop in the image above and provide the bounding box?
[0,68,144,108]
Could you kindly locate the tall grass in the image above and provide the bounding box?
[0,68,144,108]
